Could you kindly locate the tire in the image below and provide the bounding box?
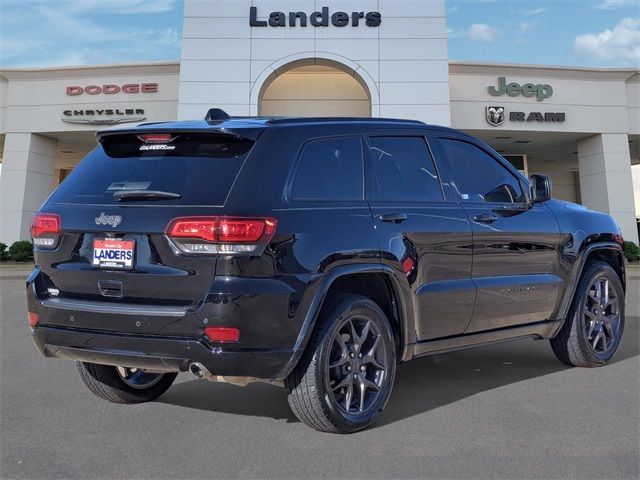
[76,362,178,404]
[550,261,625,367]
[285,294,396,433]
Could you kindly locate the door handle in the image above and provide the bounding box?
[379,213,408,224]
[473,213,499,224]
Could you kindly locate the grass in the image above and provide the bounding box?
[0,262,35,270]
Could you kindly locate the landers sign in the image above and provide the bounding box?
[249,6,382,27]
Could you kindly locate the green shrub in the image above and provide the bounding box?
[7,241,34,262]
[624,241,640,262]
[0,242,7,261]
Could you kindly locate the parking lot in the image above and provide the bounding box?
[1,266,638,479]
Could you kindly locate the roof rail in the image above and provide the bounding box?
[265,117,426,125]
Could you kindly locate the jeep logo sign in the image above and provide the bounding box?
[95,212,122,228]
[488,77,553,102]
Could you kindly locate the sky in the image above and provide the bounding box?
[0,0,638,68]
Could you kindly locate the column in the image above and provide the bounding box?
[0,133,57,243]
[578,133,638,244]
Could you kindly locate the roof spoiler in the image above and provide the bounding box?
[205,108,231,123]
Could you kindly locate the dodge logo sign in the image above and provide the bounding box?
[66,83,158,96]
[486,106,505,127]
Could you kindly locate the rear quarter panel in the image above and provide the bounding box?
[213,126,380,351]
[545,199,625,322]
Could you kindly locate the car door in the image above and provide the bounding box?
[365,133,474,341]
[429,134,562,333]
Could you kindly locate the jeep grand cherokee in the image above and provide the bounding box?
[26,110,627,433]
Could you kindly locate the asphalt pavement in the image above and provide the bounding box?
[1,266,638,479]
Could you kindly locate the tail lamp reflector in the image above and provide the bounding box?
[30,214,61,248]
[166,217,277,255]
[28,312,39,328]
[204,327,240,343]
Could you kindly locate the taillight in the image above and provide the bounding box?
[613,233,624,247]
[27,312,39,328]
[165,216,277,255]
[204,327,240,343]
[30,213,61,248]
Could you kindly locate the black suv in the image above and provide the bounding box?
[26,112,627,433]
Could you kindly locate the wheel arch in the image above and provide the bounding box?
[551,241,626,337]
[278,264,415,379]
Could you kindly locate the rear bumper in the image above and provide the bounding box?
[32,325,294,379]
[26,268,296,379]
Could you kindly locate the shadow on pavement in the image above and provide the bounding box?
[159,378,298,422]
[159,316,639,427]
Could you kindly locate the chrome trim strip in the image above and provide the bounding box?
[41,297,187,317]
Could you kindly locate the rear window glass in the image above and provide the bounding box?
[290,136,363,200]
[48,133,253,206]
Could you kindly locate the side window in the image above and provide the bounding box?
[368,136,443,202]
[290,136,363,200]
[438,138,525,204]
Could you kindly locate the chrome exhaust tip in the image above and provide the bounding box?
[189,362,209,379]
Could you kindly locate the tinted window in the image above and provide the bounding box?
[48,133,253,206]
[290,137,363,200]
[369,136,442,202]
[439,139,525,203]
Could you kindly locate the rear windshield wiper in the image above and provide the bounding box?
[113,190,182,201]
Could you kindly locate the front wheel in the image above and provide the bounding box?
[550,261,625,367]
[286,294,396,433]
[76,362,177,404]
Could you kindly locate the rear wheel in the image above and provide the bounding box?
[550,261,625,367]
[286,294,396,433]
[76,362,177,404]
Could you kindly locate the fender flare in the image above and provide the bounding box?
[277,263,414,379]
[550,241,626,337]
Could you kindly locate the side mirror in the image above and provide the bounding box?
[530,175,552,203]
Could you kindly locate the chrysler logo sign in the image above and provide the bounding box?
[250,6,381,27]
[62,108,146,125]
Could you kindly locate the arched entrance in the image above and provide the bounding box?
[258,59,372,117]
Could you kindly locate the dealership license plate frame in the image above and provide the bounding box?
[92,238,135,270]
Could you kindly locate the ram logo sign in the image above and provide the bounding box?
[486,106,505,127]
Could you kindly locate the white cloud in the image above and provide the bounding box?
[156,27,180,47]
[0,0,181,67]
[1,0,178,14]
[519,21,535,32]
[573,17,640,64]
[468,23,496,42]
[525,7,548,15]
[596,0,638,9]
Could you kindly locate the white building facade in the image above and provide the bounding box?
[0,0,638,244]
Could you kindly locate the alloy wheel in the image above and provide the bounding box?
[327,316,387,415]
[583,277,621,354]
[116,367,164,389]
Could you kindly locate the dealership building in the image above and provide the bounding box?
[0,0,638,244]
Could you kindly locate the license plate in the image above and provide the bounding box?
[92,239,135,269]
